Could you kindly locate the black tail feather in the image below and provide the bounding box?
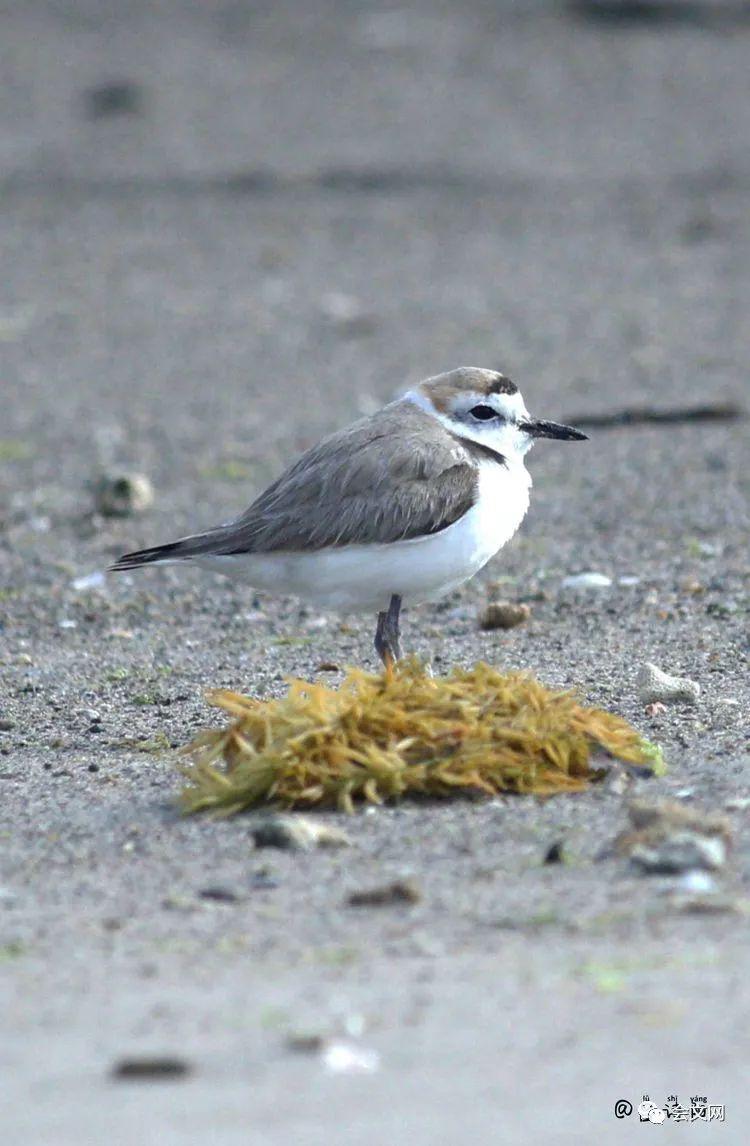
[108,541,188,572]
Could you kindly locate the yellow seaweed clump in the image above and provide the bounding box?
[179,659,663,816]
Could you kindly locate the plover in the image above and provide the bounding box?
[110,367,587,665]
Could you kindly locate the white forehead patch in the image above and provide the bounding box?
[489,391,528,420]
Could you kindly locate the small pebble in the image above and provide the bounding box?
[251,815,351,852]
[673,894,746,916]
[561,572,612,590]
[286,1032,326,1054]
[249,869,279,891]
[318,292,377,336]
[627,800,729,837]
[616,799,730,875]
[636,663,700,706]
[198,886,241,904]
[479,601,531,631]
[94,472,154,517]
[111,1057,192,1081]
[542,841,566,865]
[347,879,421,907]
[84,80,144,120]
[630,835,726,874]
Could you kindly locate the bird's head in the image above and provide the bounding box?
[412,367,587,459]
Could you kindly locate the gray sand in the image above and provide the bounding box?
[1,2,748,1142]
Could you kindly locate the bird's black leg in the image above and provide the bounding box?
[374,593,403,669]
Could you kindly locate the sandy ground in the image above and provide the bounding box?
[1,2,749,1142]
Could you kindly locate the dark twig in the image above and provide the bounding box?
[565,403,744,430]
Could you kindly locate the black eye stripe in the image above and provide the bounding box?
[469,404,498,421]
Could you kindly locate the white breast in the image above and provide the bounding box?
[198,460,531,613]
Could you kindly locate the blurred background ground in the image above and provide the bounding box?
[0,1,748,1142]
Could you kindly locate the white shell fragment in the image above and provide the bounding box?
[561,572,612,590]
[322,1041,380,1074]
[94,472,154,517]
[71,570,107,592]
[636,662,700,706]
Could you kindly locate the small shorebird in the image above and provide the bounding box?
[111,367,586,666]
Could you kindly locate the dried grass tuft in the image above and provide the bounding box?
[179,659,663,816]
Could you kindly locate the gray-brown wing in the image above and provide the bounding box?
[211,401,479,553]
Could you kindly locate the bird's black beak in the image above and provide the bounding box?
[519,418,588,442]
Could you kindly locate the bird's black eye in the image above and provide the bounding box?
[469,404,498,421]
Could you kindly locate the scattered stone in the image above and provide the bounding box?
[94,472,154,517]
[561,572,612,590]
[162,895,194,912]
[249,869,279,891]
[318,292,378,336]
[636,662,700,706]
[286,1032,327,1054]
[305,615,329,631]
[543,840,567,865]
[616,799,730,874]
[706,600,738,618]
[347,878,421,907]
[0,719,14,732]
[617,575,640,587]
[84,80,144,120]
[631,834,725,874]
[627,800,729,837]
[316,662,341,672]
[479,600,531,630]
[600,766,630,795]
[198,886,241,904]
[726,797,750,811]
[670,894,748,916]
[644,701,667,717]
[664,870,747,915]
[111,1057,192,1081]
[251,815,352,852]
